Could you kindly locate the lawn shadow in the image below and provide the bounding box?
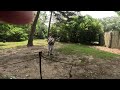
[0,44,6,46]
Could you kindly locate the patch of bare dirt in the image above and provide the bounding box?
[0,45,120,79]
[92,46,120,55]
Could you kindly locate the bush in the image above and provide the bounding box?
[51,15,103,44]
[6,27,28,41]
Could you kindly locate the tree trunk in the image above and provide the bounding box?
[27,11,40,47]
[99,33,105,46]
[48,11,52,37]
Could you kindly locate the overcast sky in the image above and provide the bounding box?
[80,11,118,18]
[45,11,118,18]
[44,11,118,27]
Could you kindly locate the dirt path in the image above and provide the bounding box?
[0,45,120,79]
[92,46,120,55]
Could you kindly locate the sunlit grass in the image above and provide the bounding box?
[56,43,120,59]
[0,39,47,49]
[0,40,119,59]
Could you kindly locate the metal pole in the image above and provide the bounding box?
[39,51,42,79]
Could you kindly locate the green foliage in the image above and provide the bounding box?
[34,12,48,39]
[51,15,103,44]
[53,11,77,23]
[115,11,120,16]
[99,16,120,32]
[0,11,48,42]
[0,24,10,41]
[0,23,30,42]
[50,24,59,38]
[6,27,28,41]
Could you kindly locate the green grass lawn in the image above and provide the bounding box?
[56,43,120,59]
[0,39,47,49]
[0,40,119,59]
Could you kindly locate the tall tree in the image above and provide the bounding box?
[115,11,120,16]
[48,11,53,37]
[35,12,48,39]
[53,11,77,23]
[27,11,40,47]
[99,16,120,32]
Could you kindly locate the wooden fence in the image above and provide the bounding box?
[104,31,120,49]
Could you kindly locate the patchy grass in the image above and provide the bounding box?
[0,39,47,49]
[56,43,120,59]
[0,40,119,59]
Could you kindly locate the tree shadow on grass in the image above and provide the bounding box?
[0,44,6,46]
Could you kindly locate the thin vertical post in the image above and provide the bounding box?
[39,51,42,79]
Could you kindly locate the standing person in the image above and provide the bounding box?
[48,34,55,55]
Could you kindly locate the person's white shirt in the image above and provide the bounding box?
[48,36,55,55]
[48,36,55,45]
